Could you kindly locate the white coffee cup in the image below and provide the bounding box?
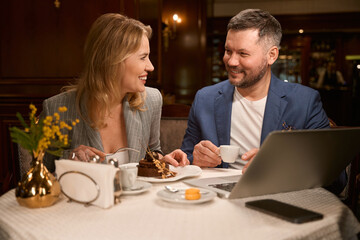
[219,145,240,163]
[119,165,138,190]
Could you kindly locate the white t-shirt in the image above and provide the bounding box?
[230,87,267,155]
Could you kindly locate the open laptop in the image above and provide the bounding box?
[184,128,360,199]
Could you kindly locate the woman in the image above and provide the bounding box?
[42,13,189,172]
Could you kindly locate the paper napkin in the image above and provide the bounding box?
[55,159,118,209]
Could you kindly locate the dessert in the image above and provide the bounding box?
[185,188,201,200]
[137,150,176,179]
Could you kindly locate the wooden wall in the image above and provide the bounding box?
[0,0,138,194]
[0,0,209,195]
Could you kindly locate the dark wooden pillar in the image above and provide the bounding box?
[161,0,207,104]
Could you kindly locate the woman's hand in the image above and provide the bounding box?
[241,148,259,174]
[69,145,106,162]
[162,149,190,167]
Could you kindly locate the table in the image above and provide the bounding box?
[0,168,359,240]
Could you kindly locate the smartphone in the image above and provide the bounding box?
[245,199,323,224]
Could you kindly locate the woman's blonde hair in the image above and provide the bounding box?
[65,13,152,129]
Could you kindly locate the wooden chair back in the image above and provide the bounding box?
[160,104,191,154]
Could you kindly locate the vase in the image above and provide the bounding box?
[15,153,61,208]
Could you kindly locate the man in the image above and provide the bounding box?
[181,9,346,194]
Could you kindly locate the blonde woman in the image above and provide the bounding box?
[42,13,189,172]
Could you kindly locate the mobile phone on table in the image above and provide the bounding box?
[245,199,323,224]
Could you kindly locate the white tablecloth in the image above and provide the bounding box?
[0,168,359,240]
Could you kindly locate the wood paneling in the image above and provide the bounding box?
[0,0,137,195]
[1,0,123,79]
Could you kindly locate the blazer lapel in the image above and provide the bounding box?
[261,74,288,143]
[214,82,235,145]
[79,98,104,151]
[123,100,143,162]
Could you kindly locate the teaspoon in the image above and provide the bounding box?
[164,185,208,194]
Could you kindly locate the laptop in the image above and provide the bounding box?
[184,128,360,199]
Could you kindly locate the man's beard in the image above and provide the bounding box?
[228,60,268,89]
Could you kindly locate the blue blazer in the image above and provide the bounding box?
[181,74,330,164]
[181,75,347,194]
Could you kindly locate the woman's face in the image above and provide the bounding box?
[122,35,154,93]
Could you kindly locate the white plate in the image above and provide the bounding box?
[122,180,152,195]
[157,188,216,204]
[137,165,202,183]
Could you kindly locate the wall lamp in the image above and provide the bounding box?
[163,14,182,51]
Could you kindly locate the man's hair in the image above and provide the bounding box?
[65,13,152,129]
[227,9,282,48]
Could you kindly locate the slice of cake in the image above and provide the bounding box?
[137,150,176,179]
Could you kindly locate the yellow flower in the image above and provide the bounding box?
[43,116,53,126]
[29,104,37,118]
[29,104,36,111]
[58,106,67,112]
[54,113,60,121]
[9,105,76,159]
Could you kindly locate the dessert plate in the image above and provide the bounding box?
[156,188,216,204]
[122,180,152,195]
[137,165,202,183]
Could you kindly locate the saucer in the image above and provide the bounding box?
[157,188,216,204]
[122,180,152,195]
[137,165,202,183]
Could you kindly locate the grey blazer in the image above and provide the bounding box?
[42,87,163,172]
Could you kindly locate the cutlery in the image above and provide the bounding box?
[164,185,208,194]
[108,158,119,168]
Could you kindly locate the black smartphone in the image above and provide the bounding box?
[245,199,323,224]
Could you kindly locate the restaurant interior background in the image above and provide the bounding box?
[1,0,360,194]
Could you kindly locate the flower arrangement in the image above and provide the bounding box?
[9,104,79,160]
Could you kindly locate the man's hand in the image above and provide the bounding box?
[163,149,190,167]
[192,140,221,167]
[241,148,259,173]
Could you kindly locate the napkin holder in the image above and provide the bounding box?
[55,159,120,209]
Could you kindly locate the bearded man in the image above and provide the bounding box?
[180,9,346,194]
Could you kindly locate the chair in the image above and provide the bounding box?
[160,104,190,154]
[160,117,188,154]
[330,118,360,218]
[18,144,32,178]
[345,154,360,218]
[329,118,338,128]
[161,104,191,118]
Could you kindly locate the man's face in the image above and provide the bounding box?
[223,29,269,88]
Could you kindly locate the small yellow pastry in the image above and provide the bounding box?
[185,188,201,200]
